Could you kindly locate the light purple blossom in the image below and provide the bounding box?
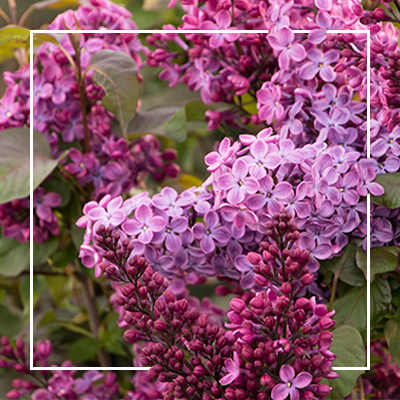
[271,364,312,400]
[122,204,167,244]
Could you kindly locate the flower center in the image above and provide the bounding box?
[6,111,11,117]
[206,229,211,235]
[275,101,279,106]
[319,63,323,68]
[166,228,171,233]
[267,192,271,197]
[389,139,394,144]
[287,44,291,49]
[238,180,244,186]
[380,164,384,169]
[287,382,291,387]
[80,163,85,168]
[143,225,148,231]
[340,188,344,192]
[257,162,263,166]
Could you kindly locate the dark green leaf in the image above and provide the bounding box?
[68,337,100,363]
[321,243,365,287]
[20,276,46,320]
[0,128,61,203]
[0,26,30,49]
[385,318,400,368]
[0,237,29,277]
[185,100,209,121]
[370,172,400,209]
[33,237,58,267]
[333,277,391,332]
[323,325,366,399]
[356,246,399,281]
[126,104,187,142]
[51,242,78,269]
[0,305,22,337]
[89,50,139,137]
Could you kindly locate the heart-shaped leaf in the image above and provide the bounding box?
[370,172,400,209]
[356,246,399,281]
[0,128,61,203]
[89,50,139,138]
[323,325,366,399]
[333,277,391,333]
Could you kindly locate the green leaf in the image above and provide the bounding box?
[33,237,58,267]
[185,100,209,122]
[89,50,139,137]
[68,337,100,363]
[333,277,391,332]
[29,0,81,9]
[385,318,400,368]
[179,173,203,189]
[324,325,366,399]
[0,237,29,277]
[20,276,46,320]
[356,246,399,281]
[321,243,365,287]
[0,305,22,337]
[0,26,30,49]
[33,33,59,46]
[0,128,61,203]
[370,172,400,209]
[126,104,187,142]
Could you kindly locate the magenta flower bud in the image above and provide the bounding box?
[254,274,269,286]
[138,286,148,297]
[281,282,292,295]
[315,304,328,317]
[230,298,246,313]
[164,163,180,178]
[155,299,166,312]
[123,329,138,343]
[14,364,27,373]
[319,318,335,330]
[165,289,175,303]
[147,366,160,380]
[301,273,314,286]
[247,252,262,265]
[198,314,209,328]
[1,336,9,346]
[249,296,264,309]
[121,283,135,297]
[269,245,279,256]
[317,384,332,396]
[215,285,230,296]
[114,296,125,306]
[193,365,206,377]
[11,379,23,389]
[295,298,310,310]
[154,320,166,331]
[162,149,178,161]
[6,390,20,399]
[175,349,185,361]
[257,394,268,400]
[319,331,333,342]
[260,374,273,388]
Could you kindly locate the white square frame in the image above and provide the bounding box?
[29,28,371,371]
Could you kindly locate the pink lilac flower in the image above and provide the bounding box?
[123,204,167,244]
[271,364,313,400]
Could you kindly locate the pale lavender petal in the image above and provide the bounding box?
[218,173,237,190]
[271,384,290,400]
[138,229,153,244]
[166,234,182,253]
[290,43,306,62]
[135,204,152,224]
[201,235,215,253]
[148,216,167,232]
[280,365,295,382]
[122,219,142,236]
[292,372,313,388]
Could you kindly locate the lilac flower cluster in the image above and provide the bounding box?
[0,0,180,243]
[78,124,387,289]
[147,0,400,256]
[83,209,337,399]
[0,337,121,400]
[0,188,61,243]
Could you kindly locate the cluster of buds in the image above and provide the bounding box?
[0,337,120,399]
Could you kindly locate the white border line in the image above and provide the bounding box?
[30,29,371,371]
